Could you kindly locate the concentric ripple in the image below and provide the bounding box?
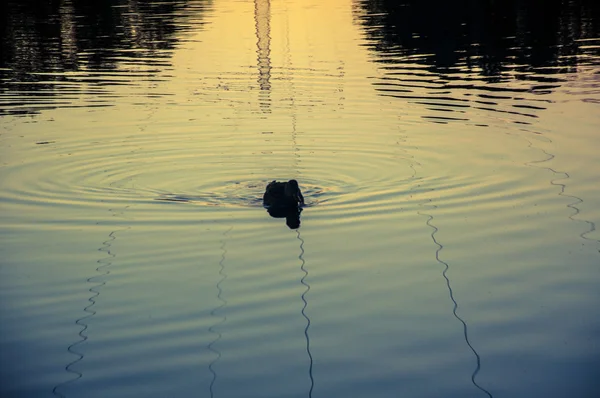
[1,2,599,398]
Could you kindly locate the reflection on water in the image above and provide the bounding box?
[254,0,272,113]
[355,0,600,125]
[418,197,493,398]
[297,230,314,398]
[525,141,599,248]
[267,206,303,229]
[0,0,212,115]
[1,0,599,397]
[356,0,600,74]
[208,226,231,398]
[52,205,131,397]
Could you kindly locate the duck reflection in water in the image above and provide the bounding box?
[263,180,305,229]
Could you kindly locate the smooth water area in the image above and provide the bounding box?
[1,1,599,397]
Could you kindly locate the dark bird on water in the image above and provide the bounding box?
[263,180,304,229]
[263,179,304,208]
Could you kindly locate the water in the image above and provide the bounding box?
[1,0,599,397]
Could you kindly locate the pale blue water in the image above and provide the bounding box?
[1,1,599,397]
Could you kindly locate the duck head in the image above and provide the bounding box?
[284,179,304,205]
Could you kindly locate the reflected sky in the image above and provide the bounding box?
[0,0,598,117]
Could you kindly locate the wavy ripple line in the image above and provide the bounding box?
[208,226,232,398]
[525,140,599,250]
[418,198,493,398]
[297,229,314,397]
[52,206,130,398]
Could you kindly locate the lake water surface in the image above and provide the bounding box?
[1,1,599,397]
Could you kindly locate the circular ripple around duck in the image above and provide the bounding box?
[1,124,423,226]
[1,118,558,231]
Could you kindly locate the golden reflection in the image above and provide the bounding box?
[59,0,77,67]
[1,2,600,397]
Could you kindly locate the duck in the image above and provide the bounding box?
[263,179,305,208]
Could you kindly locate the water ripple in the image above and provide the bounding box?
[418,196,493,398]
[208,226,232,397]
[52,206,130,397]
[525,141,600,251]
[297,229,314,397]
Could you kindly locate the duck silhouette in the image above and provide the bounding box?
[263,180,304,229]
[263,179,305,208]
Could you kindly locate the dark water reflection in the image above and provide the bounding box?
[353,0,600,127]
[355,0,600,74]
[267,206,303,229]
[0,0,212,115]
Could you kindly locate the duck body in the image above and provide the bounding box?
[263,179,305,209]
